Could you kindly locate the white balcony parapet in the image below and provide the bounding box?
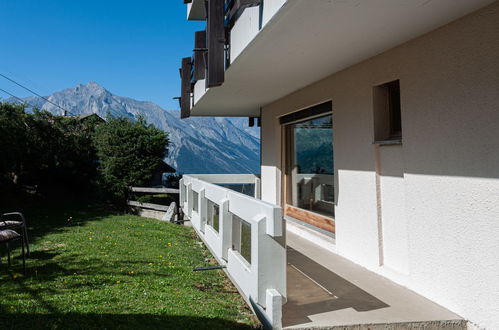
[185,173,261,199]
[180,174,285,329]
[186,0,206,21]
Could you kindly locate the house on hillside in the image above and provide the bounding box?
[75,113,105,123]
[177,1,499,329]
[63,112,105,123]
[149,161,176,187]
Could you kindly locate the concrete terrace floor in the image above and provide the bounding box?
[283,230,465,330]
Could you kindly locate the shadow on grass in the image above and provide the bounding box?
[0,252,260,329]
[0,194,123,277]
[0,195,260,329]
[1,249,177,283]
[25,250,60,261]
[0,193,117,250]
[0,313,257,329]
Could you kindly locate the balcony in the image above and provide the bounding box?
[180,174,286,328]
[179,0,288,118]
[182,0,494,117]
[180,174,464,329]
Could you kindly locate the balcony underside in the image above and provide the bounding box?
[284,229,463,329]
[191,0,494,117]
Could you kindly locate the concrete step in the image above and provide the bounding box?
[285,319,468,330]
[284,230,464,330]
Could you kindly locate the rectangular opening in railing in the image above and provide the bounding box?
[207,199,220,232]
[231,214,252,264]
[192,191,199,213]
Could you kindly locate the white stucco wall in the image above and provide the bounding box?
[379,145,409,275]
[260,2,499,329]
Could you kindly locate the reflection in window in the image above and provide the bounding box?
[287,114,334,218]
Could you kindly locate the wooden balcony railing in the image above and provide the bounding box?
[179,0,262,118]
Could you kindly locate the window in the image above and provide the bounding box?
[284,112,335,219]
[373,80,402,142]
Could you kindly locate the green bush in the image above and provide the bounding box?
[93,116,169,203]
[0,103,169,205]
[0,103,27,184]
[0,104,100,193]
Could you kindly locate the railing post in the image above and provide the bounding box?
[254,177,261,199]
[187,183,193,217]
[220,198,231,261]
[199,188,206,233]
[180,178,185,207]
[267,289,283,329]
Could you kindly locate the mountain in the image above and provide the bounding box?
[7,82,261,174]
[225,117,260,138]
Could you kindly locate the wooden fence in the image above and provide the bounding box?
[127,187,180,222]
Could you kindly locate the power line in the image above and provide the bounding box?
[0,72,75,115]
[0,66,52,96]
[0,87,37,109]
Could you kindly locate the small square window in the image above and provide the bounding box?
[373,80,402,142]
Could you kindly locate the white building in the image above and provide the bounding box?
[178,1,499,329]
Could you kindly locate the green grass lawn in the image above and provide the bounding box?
[0,201,259,329]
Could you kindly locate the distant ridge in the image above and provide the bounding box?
[4,82,260,174]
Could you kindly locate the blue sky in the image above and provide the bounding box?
[0,0,204,109]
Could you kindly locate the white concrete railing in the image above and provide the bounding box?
[180,174,286,329]
[186,173,261,199]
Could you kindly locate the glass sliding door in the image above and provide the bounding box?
[284,108,335,231]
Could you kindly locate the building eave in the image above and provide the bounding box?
[189,0,495,117]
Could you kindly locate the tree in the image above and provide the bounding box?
[0,103,28,185]
[0,103,168,203]
[93,116,169,203]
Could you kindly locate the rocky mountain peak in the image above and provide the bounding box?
[6,83,261,174]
